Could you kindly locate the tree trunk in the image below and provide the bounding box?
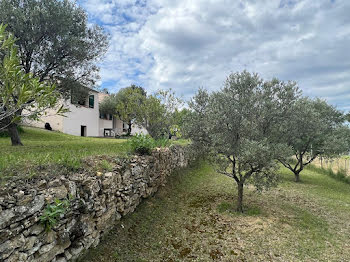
[294,171,301,182]
[8,123,23,146]
[127,120,132,136]
[236,182,244,213]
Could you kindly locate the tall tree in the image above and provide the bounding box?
[139,94,167,139]
[0,0,108,140]
[187,71,299,212]
[278,98,347,182]
[0,24,61,145]
[139,89,183,139]
[99,85,146,136]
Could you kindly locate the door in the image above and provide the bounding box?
[81,125,86,136]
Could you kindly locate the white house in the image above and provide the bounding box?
[26,89,147,137]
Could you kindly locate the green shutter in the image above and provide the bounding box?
[89,95,94,108]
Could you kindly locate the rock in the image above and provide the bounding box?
[69,242,83,257]
[0,234,25,260]
[56,257,67,262]
[0,145,193,262]
[24,236,37,250]
[39,242,56,255]
[5,251,28,262]
[0,209,15,229]
[46,186,68,201]
[29,224,44,236]
[35,239,70,262]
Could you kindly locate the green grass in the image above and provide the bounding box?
[0,127,129,179]
[82,162,350,262]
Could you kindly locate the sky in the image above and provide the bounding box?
[78,0,350,112]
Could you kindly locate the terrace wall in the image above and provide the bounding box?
[0,145,193,262]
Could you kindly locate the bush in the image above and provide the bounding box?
[128,134,171,155]
[153,137,170,148]
[129,134,155,155]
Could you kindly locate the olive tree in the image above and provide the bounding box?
[138,89,183,139]
[0,24,61,145]
[278,98,347,182]
[99,85,146,135]
[187,71,299,212]
[0,0,108,140]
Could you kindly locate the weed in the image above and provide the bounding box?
[40,199,70,231]
[99,159,113,172]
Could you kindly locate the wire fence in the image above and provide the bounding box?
[312,156,350,176]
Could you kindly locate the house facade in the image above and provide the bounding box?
[26,90,147,137]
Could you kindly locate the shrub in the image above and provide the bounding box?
[129,134,171,155]
[129,134,155,155]
[154,137,170,148]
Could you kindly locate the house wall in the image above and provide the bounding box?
[98,119,113,137]
[62,91,99,137]
[24,106,64,132]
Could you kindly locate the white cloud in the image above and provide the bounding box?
[79,0,350,111]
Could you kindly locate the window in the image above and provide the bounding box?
[89,95,94,108]
[109,114,113,120]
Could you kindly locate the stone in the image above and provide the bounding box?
[64,250,72,260]
[0,209,15,229]
[46,186,68,201]
[56,257,67,262]
[69,242,83,257]
[65,181,77,198]
[0,234,25,260]
[29,224,44,236]
[24,236,37,250]
[35,239,70,262]
[0,146,193,262]
[39,242,56,255]
[5,251,28,262]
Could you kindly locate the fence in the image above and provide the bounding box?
[312,156,350,176]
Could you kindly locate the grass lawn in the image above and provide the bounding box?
[0,127,128,179]
[82,162,350,262]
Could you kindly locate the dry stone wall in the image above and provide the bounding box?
[0,145,193,262]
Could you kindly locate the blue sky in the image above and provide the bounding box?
[78,0,350,111]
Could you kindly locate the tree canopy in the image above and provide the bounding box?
[0,24,61,145]
[187,71,300,212]
[0,0,108,144]
[278,97,348,181]
[0,0,108,96]
[99,85,146,135]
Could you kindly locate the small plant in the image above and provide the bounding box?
[154,137,170,148]
[99,159,113,171]
[128,134,155,155]
[40,199,70,231]
[58,154,81,171]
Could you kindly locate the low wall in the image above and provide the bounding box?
[0,145,192,262]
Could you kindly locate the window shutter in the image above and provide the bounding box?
[89,95,94,108]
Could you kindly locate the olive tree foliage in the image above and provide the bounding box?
[140,94,167,139]
[139,89,183,139]
[184,89,212,156]
[278,98,347,182]
[99,85,146,135]
[0,0,108,141]
[187,71,299,212]
[0,24,61,145]
[0,0,108,93]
